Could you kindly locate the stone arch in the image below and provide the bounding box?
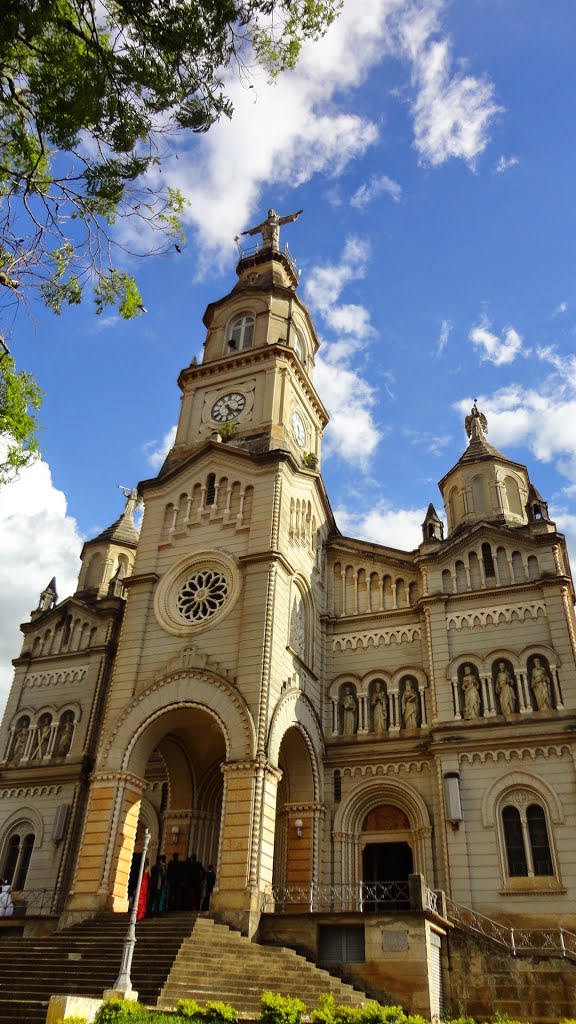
[333,778,433,886]
[481,770,564,828]
[481,647,520,674]
[360,670,393,697]
[335,778,431,837]
[519,643,559,669]
[268,690,324,791]
[0,805,45,847]
[101,671,256,775]
[447,654,482,679]
[328,673,361,700]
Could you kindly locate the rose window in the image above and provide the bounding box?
[176,569,229,622]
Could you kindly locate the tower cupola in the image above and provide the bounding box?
[439,402,532,536]
[76,489,139,599]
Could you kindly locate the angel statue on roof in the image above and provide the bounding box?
[465,400,488,440]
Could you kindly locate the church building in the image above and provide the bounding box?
[1,213,575,1015]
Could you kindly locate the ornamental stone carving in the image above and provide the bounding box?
[154,550,241,637]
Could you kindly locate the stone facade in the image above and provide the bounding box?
[1,241,576,994]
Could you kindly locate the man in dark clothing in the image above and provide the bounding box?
[202,864,216,910]
[167,852,181,910]
[189,853,204,910]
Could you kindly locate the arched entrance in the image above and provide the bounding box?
[361,805,413,910]
[126,707,225,908]
[273,727,317,893]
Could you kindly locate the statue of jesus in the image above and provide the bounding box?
[241,208,303,252]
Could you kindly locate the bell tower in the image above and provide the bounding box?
[161,209,328,477]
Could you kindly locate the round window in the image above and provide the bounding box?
[176,569,229,623]
[154,550,241,636]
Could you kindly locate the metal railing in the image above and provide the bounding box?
[237,241,299,277]
[262,881,411,913]
[446,897,576,960]
[9,888,57,917]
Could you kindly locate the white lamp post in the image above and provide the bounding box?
[104,827,151,1002]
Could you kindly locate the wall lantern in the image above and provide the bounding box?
[171,825,180,843]
[294,818,303,839]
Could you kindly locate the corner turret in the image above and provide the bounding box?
[439,402,533,536]
[76,489,139,599]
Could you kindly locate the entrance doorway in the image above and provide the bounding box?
[362,841,413,883]
[362,842,412,910]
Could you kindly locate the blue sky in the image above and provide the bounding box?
[1,0,576,709]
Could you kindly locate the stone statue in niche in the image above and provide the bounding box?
[461,665,481,719]
[495,662,516,716]
[401,679,420,729]
[341,686,357,736]
[8,718,29,761]
[289,594,305,659]
[530,657,552,711]
[55,713,74,757]
[30,714,52,759]
[371,682,387,733]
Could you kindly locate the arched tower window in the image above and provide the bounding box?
[205,473,216,506]
[228,315,254,351]
[472,474,488,515]
[505,476,522,516]
[482,542,496,581]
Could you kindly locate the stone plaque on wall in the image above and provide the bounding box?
[382,930,409,952]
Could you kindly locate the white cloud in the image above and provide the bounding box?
[396,3,501,166]
[335,501,427,551]
[455,348,576,495]
[403,429,451,456]
[494,154,519,174]
[552,301,568,317]
[436,318,452,356]
[350,174,403,208]
[144,426,177,469]
[0,460,83,716]
[124,0,499,261]
[469,317,523,366]
[305,237,382,467]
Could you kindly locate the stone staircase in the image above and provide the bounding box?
[0,913,370,1024]
[156,916,369,1014]
[0,912,196,1024]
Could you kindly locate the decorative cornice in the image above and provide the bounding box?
[333,626,421,652]
[459,744,571,765]
[340,761,430,778]
[24,666,88,689]
[0,784,62,799]
[447,601,545,631]
[221,758,282,782]
[92,770,147,792]
[123,572,159,590]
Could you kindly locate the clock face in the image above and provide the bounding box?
[211,392,246,422]
[291,410,306,448]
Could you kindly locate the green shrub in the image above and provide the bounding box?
[203,1002,238,1024]
[311,994,337,1024]
[55,1017,88,1024]
[260,991,307,1024]
[176,1000,204,1021]
[95,998,148,1024]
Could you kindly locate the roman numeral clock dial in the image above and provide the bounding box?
[211,392,247,422]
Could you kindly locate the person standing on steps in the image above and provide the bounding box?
[0,881,14,918]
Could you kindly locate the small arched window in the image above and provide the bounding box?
[482,542,496,581]
[502,800,554,878]
[205,473,216,506]
[1,831,35,889]
[293,330,306,364]
[228,314,254,351]
[505,475,522,516]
